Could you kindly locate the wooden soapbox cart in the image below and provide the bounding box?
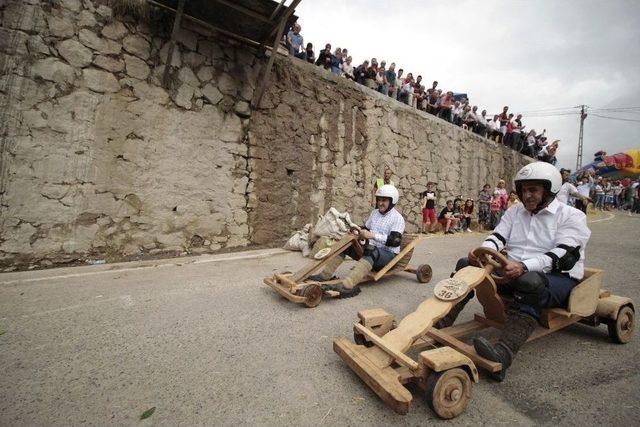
[263,232,432,308]
[333,247,635,419]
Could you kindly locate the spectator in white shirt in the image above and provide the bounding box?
[556,168,591,206]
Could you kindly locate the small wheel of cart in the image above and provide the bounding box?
[300,284,323,308]
[608,305,635,344]
[425,367,472,419]
[353,328,374,347]
[416,264,433,283]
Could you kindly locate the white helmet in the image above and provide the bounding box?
[375,184,399,205]
[514,162,562,209]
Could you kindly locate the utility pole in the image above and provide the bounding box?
[575,105,587,170]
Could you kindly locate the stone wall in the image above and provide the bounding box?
[0,0,529,269]
[248,60,528,244]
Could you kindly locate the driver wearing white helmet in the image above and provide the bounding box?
[435,162,591,380]
[309,184,405,298]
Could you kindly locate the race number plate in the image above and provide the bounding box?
[314,247,332,259]
[433,278,469,301]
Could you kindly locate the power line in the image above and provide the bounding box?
[590,113,640,123]
[590,106,640,111]
[516,105,580,114]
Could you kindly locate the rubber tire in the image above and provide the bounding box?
[608,305,635,344]
[416,264,433,283]
[425,368,472,419]
[353,329,374,347]
[301,284,323,308]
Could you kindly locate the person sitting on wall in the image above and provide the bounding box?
[308,185,405,297]
[286,23,306,60]
[435,162,591,380]
[371,168,395,207]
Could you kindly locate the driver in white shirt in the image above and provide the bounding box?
[435,162,591,380]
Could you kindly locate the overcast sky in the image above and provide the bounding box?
[294,0,640,170]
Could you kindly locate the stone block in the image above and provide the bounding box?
[60,0,81,12]
[46,15,75,38]
[0,223,37,254]
[31,58,75,85]
[96,5,113,19]
[157,232,185,247]
[123,34,150,60]
[27,35,50,55]
[83,68,120,93]
[159,42,182,67]
[217,72,239,95]
[124,54,150,80]
[3,3,47,33]
[57,39,93,67]
[201,84,223,105]
[177,66,199,87]
[196,66,213,82]
[79,28,121,54]
[78,10,98,28]
[131,80,169,104]
[173,83,194,109]
[93,55,124,73]
[101,21,128,40]
[183,51,205,68]
[176,28,198,51]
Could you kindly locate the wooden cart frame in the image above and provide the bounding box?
[264,233,432,308]
[334,248,635,419]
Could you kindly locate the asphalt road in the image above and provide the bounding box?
[1,212,638,426]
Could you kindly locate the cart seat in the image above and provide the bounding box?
[389,234,419,271]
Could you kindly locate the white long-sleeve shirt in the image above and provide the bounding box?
[365,207,405,254]
[556,182,583,205]
[482,199,591,280]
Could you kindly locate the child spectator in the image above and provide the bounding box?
[438,200,459,234]
[341,56,354,80]
[489,191,503,229]
[304,43,315,64]
[462,198,474,232]
[477,184,492,232]
[507,190,520,209]
[421,182,437,233]
[330,48,343,75]
[452,198,464,232]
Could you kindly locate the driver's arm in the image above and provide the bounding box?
[366,214,405,247]
[521,211,591,273]
[481,207,514,252]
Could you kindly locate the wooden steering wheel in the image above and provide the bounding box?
[469,247,510,284]
[349,226,369,260]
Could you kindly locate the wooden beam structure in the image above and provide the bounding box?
[161,0,186,88]
[252,0,302,108]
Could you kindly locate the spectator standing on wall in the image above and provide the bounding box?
[477,184,492,232]
[330,48,343,75]
[286,23,306,60]
[487,115,500,141]
[498,106,509,143]
[365,58,378,90]
[438,92,454,122]
[375,68,386,93]
[452,101,463,126]
[385,63,397,97]
[341,56,354,80]
[304,43,315,64]
[371,168,394,207]
[315,43,331,66]
[475,109,488,137]
[394,69,404,100]
[355,60,369,85]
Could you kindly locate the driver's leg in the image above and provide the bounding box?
[322,246,375,298]
[434,257,475,328]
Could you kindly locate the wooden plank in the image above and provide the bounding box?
[419,347,479,382]
[474,313,583,343]
[411,319,490,351]
[371,237,420,281]
[290,234,355,282]
[333,337,413,415]
[354,323,420,371]
[474,276,506,323]
[161,0,186,88]
[567,270,601,316]
[263,277,306,303]
[357,308,392,326]
[425,328,502,373]
[212,0,272,24]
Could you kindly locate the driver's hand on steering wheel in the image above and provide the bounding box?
[503,260,526,280]
[358,229,375,240]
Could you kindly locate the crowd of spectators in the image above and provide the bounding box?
[285,23,562,164]
[571,169,640,214]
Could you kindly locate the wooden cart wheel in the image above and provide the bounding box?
[353,329,374,347]
[425,368,472,419]
[416,264,433,283]
[300,284,323,308]
[608,305,635,344]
